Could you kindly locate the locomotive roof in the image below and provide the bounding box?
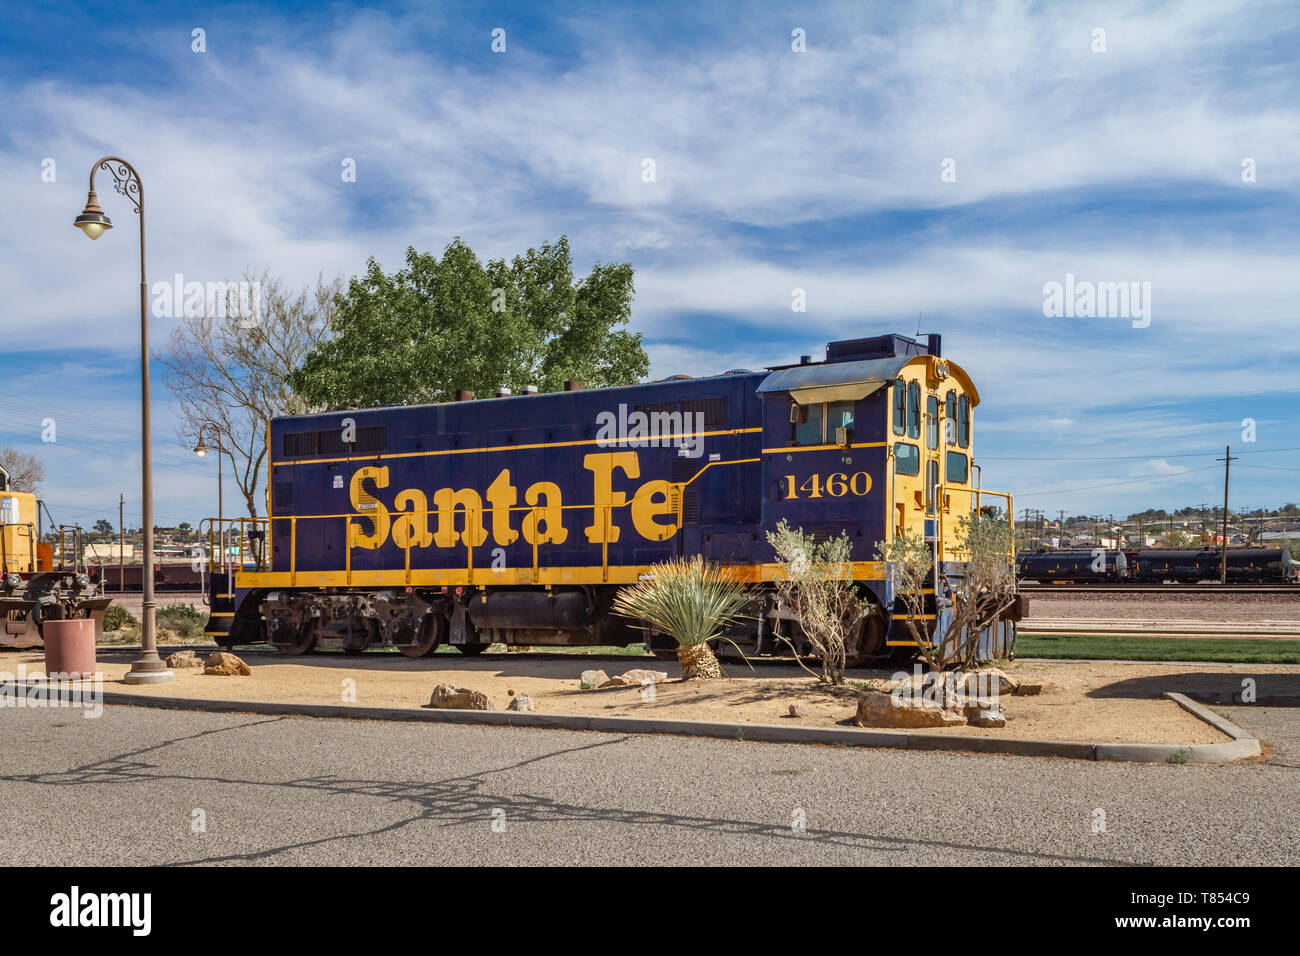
[274,339,979,425]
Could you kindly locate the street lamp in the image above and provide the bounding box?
[194,422,224,572]
[74,157,173,684]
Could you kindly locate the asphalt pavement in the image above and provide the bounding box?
[0,703,1295,866]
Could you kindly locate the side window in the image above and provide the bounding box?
[946,451,968,484]
[892,382,905,436]
[894,442,920,476]
[925,459,939,513]
[926,395,939,450]
[826,401,854,444]
[945,390,957,445]
[792,402,823,445]
[958,395,970,448]
[907,382,921,439]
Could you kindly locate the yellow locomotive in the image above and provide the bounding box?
[0,461,110,647]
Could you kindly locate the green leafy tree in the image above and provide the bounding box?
[290,236,649,408]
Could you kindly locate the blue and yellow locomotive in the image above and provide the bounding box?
[204,332,1015,665]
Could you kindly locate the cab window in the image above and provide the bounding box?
[946,451,968,484]
[925,459,940,513]
[826,401,854,444]
[906,382,921,439]
[926,396,939,450]
[894,442,920,476]
[792,402,823,445]
[958,395,970,448]
[945,390,957,445]
[892,383,906,436]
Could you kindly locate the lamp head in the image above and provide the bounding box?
[73,191,113,239]
[194,440,208,458]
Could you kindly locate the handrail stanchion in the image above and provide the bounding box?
[531,507,540,583]
[345,516,352,586]
[602,505,610,582]
[290,517,297,586]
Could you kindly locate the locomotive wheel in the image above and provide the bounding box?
[343,618,378,655]
[274,619,317,656]
[843,614,886,668]
[397,613,445,658]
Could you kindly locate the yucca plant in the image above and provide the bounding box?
[612,556,751,680]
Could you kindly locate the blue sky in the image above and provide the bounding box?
[1,0,1298,530]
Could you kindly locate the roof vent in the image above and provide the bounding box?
[564,380,583,391]
[496,386,512,398]
[800,355,812,365]
[523,385,539,395]
[455,389,474,402]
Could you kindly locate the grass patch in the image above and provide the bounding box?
[1015,634,1300,664]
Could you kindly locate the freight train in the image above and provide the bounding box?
[1017,546,1296,584]
[204,332,1021,665]
[0,462,110,647]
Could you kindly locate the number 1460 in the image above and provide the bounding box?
[781,471,871,499]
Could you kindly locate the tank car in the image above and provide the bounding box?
[1016,549,1127,584]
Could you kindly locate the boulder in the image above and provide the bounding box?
[621,668,669,684]
[788,703,808,718]
[598,675,635,688]
[506,694,535,712]
[962,668,1018,697]
[203,652,251,676]
[428,684,493,710]
[166,650,204,669]
[1013,682,1043,696]
[970,708,1007,728]
[579,669,609,689]
[856,691,964,728]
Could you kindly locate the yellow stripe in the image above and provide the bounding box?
[234,561,888,590]
[276,427,763,467]
[209,612,234,617]
[762,441,887,455]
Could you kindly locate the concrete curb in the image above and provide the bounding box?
[0,682,1261,763]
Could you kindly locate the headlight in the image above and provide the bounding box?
[75,574,90,588]
[5,573,22,589]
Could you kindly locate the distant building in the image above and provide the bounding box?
[83,543,135,562]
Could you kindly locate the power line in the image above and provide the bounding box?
[1015,463,1223,498]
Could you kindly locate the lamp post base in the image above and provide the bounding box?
[124,660,175,685]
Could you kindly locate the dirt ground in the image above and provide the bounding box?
[7,648,1291,746]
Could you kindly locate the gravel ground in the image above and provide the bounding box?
[0,704,1295,866]
[1025,591,1300,623]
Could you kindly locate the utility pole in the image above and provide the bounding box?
[1217,446,1237,584]
[118,493,125,592]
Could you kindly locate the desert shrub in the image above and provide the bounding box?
[767,521,866,685]
[611,555,750,680]
[102,603,139,632]
[156,603,206,640]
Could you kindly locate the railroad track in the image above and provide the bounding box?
[1019,584,1299,595]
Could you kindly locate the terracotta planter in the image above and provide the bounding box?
[42,619,97,679]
